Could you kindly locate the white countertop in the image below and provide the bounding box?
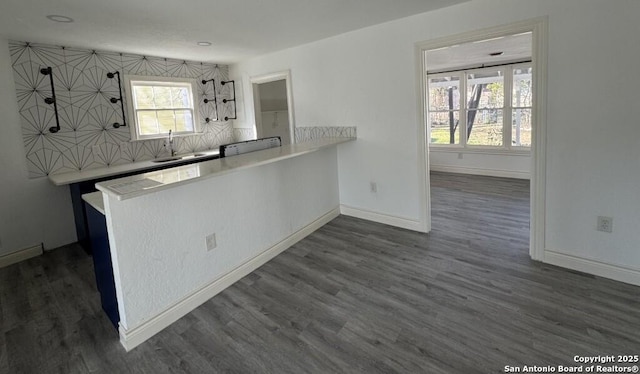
[48,149,221,186]
[82,191,105,215]
[96,137,355,201]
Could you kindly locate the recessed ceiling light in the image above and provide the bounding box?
[46,15,74,23]
[197,41,212,46]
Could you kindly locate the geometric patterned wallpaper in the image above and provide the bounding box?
[233,127,257,142]
[9,41,234,178]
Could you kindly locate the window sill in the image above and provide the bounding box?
[128,132,205,142]
[430,146,531,156]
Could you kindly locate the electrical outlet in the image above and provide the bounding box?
[91,144,101,154]
[458,152,463,159]
[597,216,613,233]
[206,233,217,251]
[370,182,377,193]
[119,142,129,151]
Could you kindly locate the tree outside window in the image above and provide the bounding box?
[427,62,532,150]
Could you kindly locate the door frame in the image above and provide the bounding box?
[414,17,548,261]
[250,70,296,144]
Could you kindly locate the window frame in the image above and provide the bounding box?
[123,75,202,141]
[427,62,532,152]
[510,62,533,148]
[464,66,506,148]
[427,72,463,147]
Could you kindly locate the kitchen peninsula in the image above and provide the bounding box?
[49,150,221,253]
[92,137,354,350]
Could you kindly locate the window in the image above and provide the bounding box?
[512,65,532,147]
[466,69,504,147]
[124,75,200,140]
[428,75,461,145]
[427,62,532,149]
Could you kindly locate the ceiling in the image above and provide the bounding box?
[0,0,469,64]
[426,32,532,72]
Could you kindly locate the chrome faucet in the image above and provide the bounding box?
[164,129,176,156]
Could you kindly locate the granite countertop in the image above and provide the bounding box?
[96,137,355,201]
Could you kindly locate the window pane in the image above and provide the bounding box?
[175,110,194,132]
[129,78,198,140]
[153,86,173,109]
[512,108,532,147]
[513,66,533,107]
[467,70,504,108]
[137,112,158,135]
[171,87,191,108]
[466,109,503,146]
[157,110,175,133]
[134,86,155,109]
[428,76,460,111]
[429,111,459,145]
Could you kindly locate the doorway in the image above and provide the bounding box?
[251,71,295,145]
[416,18,548,261]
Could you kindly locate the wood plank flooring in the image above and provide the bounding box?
[1,172,639,373]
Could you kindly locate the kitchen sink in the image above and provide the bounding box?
[151,153,214,163]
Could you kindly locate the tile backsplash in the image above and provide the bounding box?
[295,126,357,143]
[233,128,256,142]
[9,41,235,178]
[232,125,357,144]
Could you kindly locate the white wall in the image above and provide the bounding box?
[542,1,640,275]
[105,148,339,331]
[261,110,291,145]
[231,0,640,282]
[258,80,288,111]
[233,23,427,225]
[430,150,530,179]
[0,39,76,257]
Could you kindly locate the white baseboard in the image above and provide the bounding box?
[430,164,530,180]
[118,207,341,351]
[544,250,640,287]
[340,205,427,233]
[0,244,43,268]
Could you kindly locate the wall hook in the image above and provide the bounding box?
[221,80,237,121]
[107,71,127,128]
[40,67,61,133]
[201,78,219,121]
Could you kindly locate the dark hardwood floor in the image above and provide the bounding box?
[1,172,638,373]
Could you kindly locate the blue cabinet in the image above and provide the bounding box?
[85,201,119,329]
